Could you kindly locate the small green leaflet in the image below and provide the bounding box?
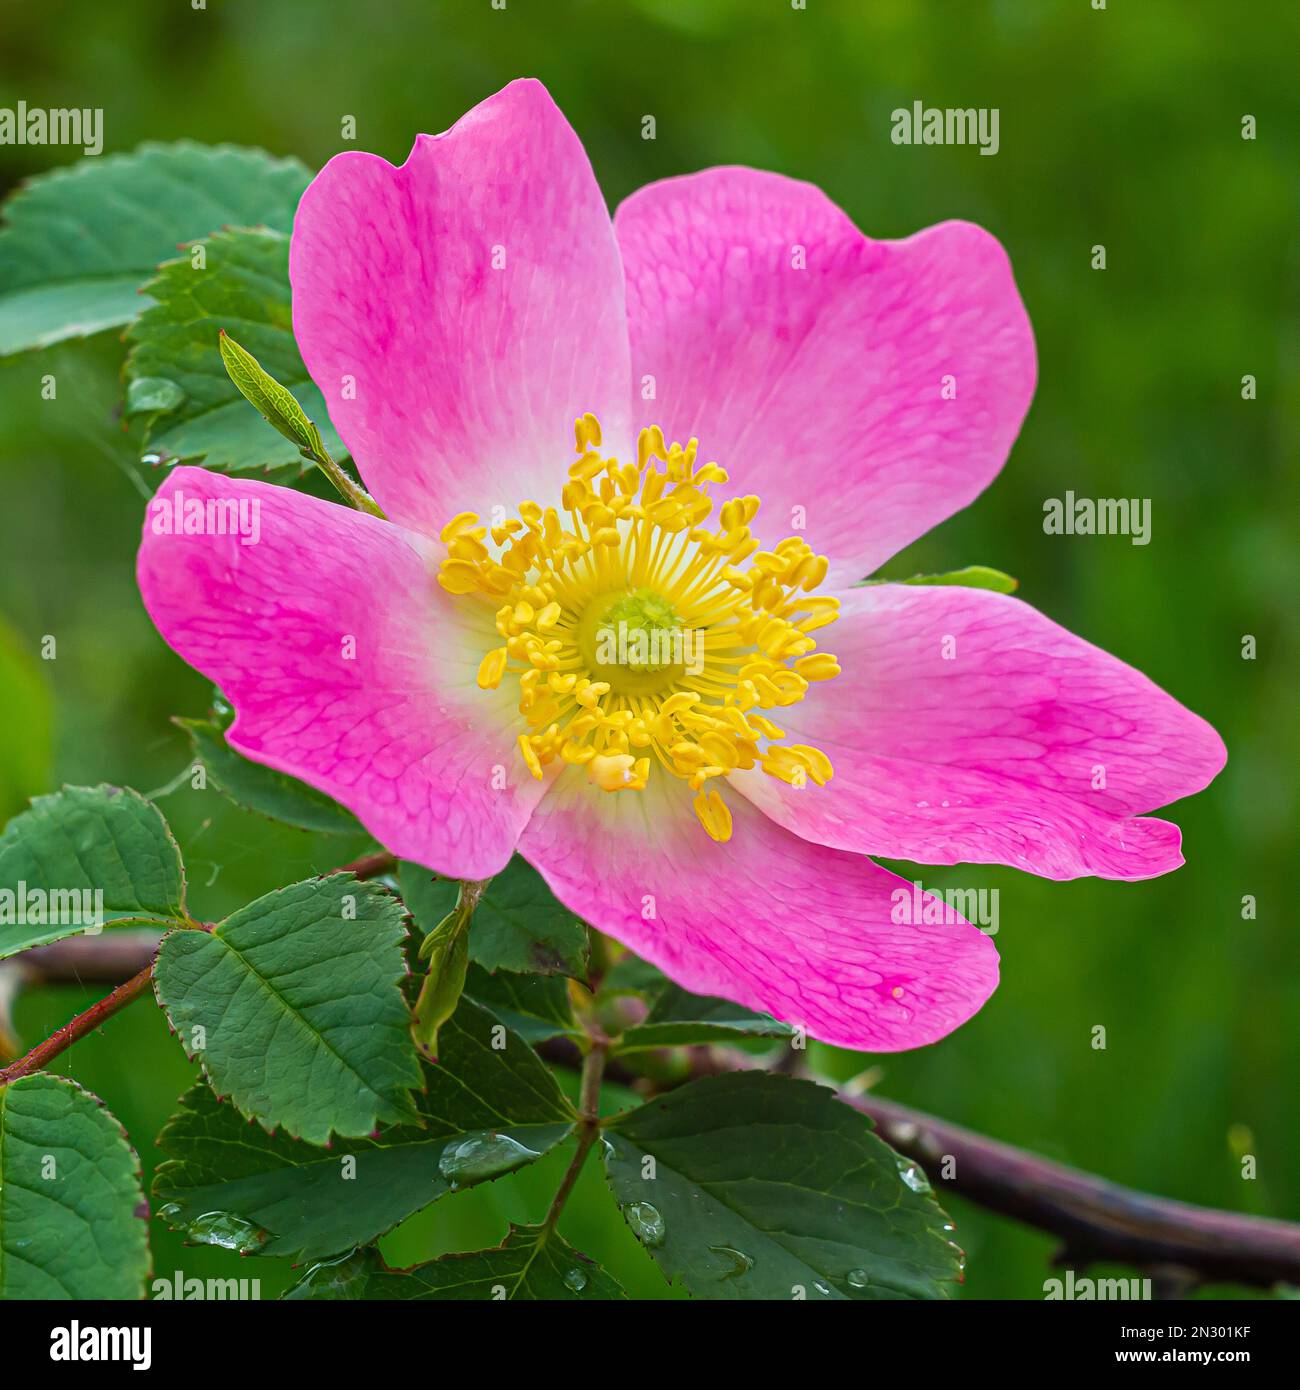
[0,784,190,959]
[217,329,325,459]
[175,716,364,835]
[152,1000,575,1262]
[859,565,1019,594]
[284,1227,627,1300]
[0,142,310,356]
[153,875,419,1144]
[401,855,589,980]
[0,1075,150,1299]
[125,226,346,475]
[602,1072,963,1299]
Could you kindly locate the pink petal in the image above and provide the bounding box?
[519,773,998,1051]
[290,78,631,538]
[137,467,545,879]
[733,584,1227,881]
[615,168,1036,584]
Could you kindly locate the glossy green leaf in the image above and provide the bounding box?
[603,1072,963,1300]
[125,226,345,475]
[153,1000,574,1261]
[284,1226,626,1300]
[401,854,589,979]
[153,875,419,1143]
[175,716,364,835]
[0,142,310,356]
[0,1075,149,1298]
[616,983,793,1052]
[462,963,576,1044]
[0,784,189,959]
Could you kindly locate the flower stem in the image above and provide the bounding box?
[541,1043,607,1235]
[311,443,385,518]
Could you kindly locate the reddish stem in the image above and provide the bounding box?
[0,962,155,1086]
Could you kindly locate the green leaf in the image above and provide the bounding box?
[616,984,793,1052]
[125,226,345,475]
[861,565,1019,594]
[0,1075,149,1298]
[0,142,310,356]
[401,855,589,979]
[175,716,364,835]
[600,951,672,998]
[153,1000,574,1262]
[0,784,189,959]
[602,1072,963,1300]
[463,963,576,1044]
[285,1227,626,1300]
[153,875,420,1143]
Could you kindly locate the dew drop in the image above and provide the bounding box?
[897,1159,932,1194]
[708,1244,754,1280]
[626,1201,666,1247]
[285,1249,369,1299]
[563,1267,588,1292]
[438,1132,540,1189]
[186,1210,269,1253]
[846,1268,871,1290]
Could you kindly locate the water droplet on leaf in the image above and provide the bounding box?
[847,1268,871,1290]
[186,1210,269,1253]
[563,1267,588,1292]
[708,1245,753,1279]
[437,1131,540,1188]
[897,1160,931,1194]
[626,1201,665,1247]
[285,1250,369,1299]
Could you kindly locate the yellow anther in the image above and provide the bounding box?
[476,647,508,690]
[575,681,611,709]
[789,744,834,785]
[588,752,643,792]
[575,412,602,452]
[795,652,841,682]
[661,691,700,717]
[517,734,544,781]
[439,511,481,542]
[437,560,482,595]
[692,789,733,842]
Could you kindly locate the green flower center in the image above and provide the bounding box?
[577,588,688,692]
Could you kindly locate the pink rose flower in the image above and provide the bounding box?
[137,80,1225,1052]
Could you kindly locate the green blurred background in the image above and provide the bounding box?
[0,0,1295,1299]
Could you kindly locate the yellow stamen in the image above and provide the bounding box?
[693,788,733,843]
[436,417,839,840]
